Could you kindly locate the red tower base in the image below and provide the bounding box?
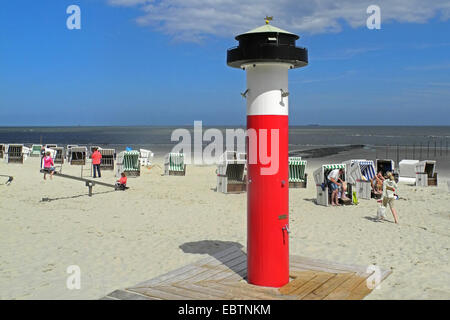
[246,114,289,287]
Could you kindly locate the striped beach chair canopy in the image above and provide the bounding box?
[323,164,346,170]
[123,150,140,171]
[168,153,185,172]
[288,157,307,182]
[359,161,376,181]
[31,145,43,156]
[313,164,346,185]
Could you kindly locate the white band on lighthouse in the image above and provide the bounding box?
[245,63,291,116]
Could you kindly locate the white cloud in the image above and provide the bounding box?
[107,0,450,42]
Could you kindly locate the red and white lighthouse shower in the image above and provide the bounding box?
[227,19,308,287]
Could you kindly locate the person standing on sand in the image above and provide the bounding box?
[327,168,350,206]
[382,172,399,224]
[40,146,46,168]
[43,151,55,180]
[92,147,102,178]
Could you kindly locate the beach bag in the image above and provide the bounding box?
[377,205,386,220]
[352,191,358,205]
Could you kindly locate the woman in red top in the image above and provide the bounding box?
[43,151,55,180]
[91,147,102,178]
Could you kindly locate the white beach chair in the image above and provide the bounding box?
[139,149,154,166]
[343,159,376,200]
[6,144,25,164]
[216,151,246,193]
[415,160,437,187]
[313,164,351,206]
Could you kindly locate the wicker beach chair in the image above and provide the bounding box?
[415,160,437,187]
[116,150,140,177]
[344,160,376,200]
[164,153,186,176]
[6,144,25,164]
[99,148,115,171]
[216,151,246,193]
[313,164,351,206]
[288,157,307,188]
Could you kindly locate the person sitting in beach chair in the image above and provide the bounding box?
[373,171,385,195]
[43,151,55,180]
[327,168,350,206]
[115,172,127,191]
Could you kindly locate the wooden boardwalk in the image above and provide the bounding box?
[102,246,391,300]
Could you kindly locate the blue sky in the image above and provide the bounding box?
[1,0,449,126]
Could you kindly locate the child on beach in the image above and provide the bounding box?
[115,172,127,191]
[381,172,399,224]
[43,151,55,180]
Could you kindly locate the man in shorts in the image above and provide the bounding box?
[327,168,349,206]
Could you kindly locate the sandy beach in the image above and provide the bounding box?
[0,151,449,300]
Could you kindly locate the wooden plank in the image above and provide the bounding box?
[108,248,391,300]
[198,255,247,282]
[291,255,370,274]
[346,277,374,300]
[107,289,158,300]
[323,272,369,300]
[197,248,245,268]
[346,268,392,300]
[197,245,244,266]
[193,253,245,277]
[220,261,247,282]
[289,272,337,299]
[100,296,118,300]
[132,246,240,288]
[290,261,351,274]
[128,287,192,300]
[172,282,234,300]
[302,273,354,300]
[223,281,284,298]
[198,281,282,300]
[153,284,221,300]
[279,271,317,295]
[131,264,201,288]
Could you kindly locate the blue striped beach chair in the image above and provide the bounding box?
[345,160,375,200]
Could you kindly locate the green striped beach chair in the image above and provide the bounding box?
[164,153,186,176]
[30,144,43,157]
[313,164,352,206]
[116,150,141,177]
[288,157,307,188]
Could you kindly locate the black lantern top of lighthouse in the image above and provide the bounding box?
[227,17,308,69]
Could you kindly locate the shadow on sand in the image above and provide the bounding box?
[41,190,116,202]
[179,240,246,278]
